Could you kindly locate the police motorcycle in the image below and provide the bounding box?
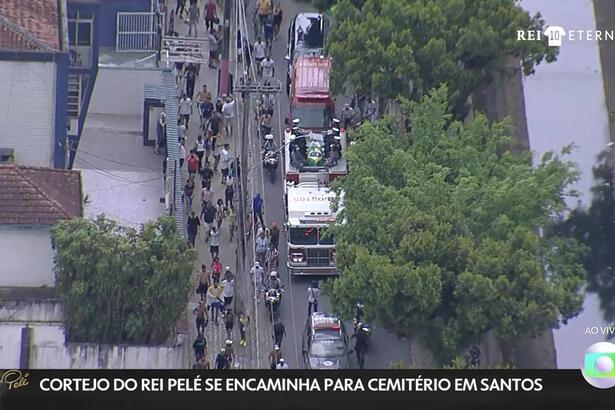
[262,134,279,183]
[263,271,284,320]
[352,302,373,339]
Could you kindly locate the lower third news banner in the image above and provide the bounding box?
[0,370,613,410]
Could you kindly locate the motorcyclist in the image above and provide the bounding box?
[263,134,277,153]
[355,302,365,324]
[260,112,273,136]
[268,271,281,290]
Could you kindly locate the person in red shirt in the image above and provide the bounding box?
[187,149,200,177]
[204,0,217,31]
[211,256,222,283]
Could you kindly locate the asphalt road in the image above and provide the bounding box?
[244,0,413,369]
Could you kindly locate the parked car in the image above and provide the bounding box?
[302,312,350,369]
[286,12,329,94]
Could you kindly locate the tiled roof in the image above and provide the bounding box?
[0,0,60,51]
[0,165,82,225]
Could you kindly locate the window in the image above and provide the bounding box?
[68,19,92,46]
[289,227,318,245]
[291,105,333,129]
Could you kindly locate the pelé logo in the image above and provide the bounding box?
[0,370,30,390]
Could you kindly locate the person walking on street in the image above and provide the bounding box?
[196,264,210,302]
[276,358,289,369]
[204,0,217,31]
[187,3,200,37]
[211,256,222,283]
[307,281,320,316]
[176,0,186,19]
[178,94,192,128]
[263,12,274,49]
[225,339,236,366]
[257,0,272,30]
[255,230,269,267]
[238,311,249,346]
[206,281,224,325]
[209,226,220,259]
[212,138,222,172]
[208,28,219,68]
[187,211,200,247]
[193,301,207,333]
[215,198,226,230]
[187,149,199,178]
[250,261,264,302]
[222,274,235,308]
[184,177,195,212]
[228,208,236,241]
[224,175,234,210]
[220,143,230,184]
[179,137,186,169]
[192,332,207,362]
[222,97,236,138]
[155,111,166,154]
[224,309,235,341]
[195,134,206,169]
[201,162,214,190]
[254,36,267,71]
[253,192,264,230]
[273,319,285,348]
[201,200,216,241]
[193,355,210,369]
[269,221,280,251]
[260,55,275,79]
[215,347,230,369]
[268,345,282,370]
[197,85,213,130]
[273,5,283,40]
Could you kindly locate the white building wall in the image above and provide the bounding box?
[0,227,55,287]
[0,61,56,167]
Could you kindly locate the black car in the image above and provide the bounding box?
[302,312,350,369]
[286,12,329,93]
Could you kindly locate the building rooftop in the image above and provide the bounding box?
[0,165,82,225]
[0,0,60,51]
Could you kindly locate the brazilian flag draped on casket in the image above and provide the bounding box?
[306,142,323,166]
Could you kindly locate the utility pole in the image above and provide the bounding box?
[219,0,232,95]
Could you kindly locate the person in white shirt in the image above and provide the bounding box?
[341,103,355,128]
[250,261,264,302]
[276,358,289,369]
[254,37,267,74]
[307,282,320,315]
[179,140,187,169]
[221,276,235,308]
[178,94,192,128]
[222,97,236,138]
[260,56,275,79]
[219,143,231,184]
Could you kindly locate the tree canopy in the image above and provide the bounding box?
[328,86,586,362]
[326,0,557,115]
[52,215,196,344]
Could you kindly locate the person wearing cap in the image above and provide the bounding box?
[225,339,235,364]
[221,274,235,308]
[216,347,230,369]
[268,345,282,369]
[341,103,355,129]
[276,358,289,369]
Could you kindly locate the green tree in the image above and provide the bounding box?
[52,215,196,344]
[326,0,556,116]
[328,86,586,363]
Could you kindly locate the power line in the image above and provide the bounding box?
[69,145,162,171]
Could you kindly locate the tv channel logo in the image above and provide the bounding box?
[582,342,615,388]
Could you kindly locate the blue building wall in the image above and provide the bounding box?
[54,53,69,169]
[98,0,151,48]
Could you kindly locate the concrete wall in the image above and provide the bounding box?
[0,300,63,323]
[0,227,55,287]
[88,67,161,116]
[0,61,56,167]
